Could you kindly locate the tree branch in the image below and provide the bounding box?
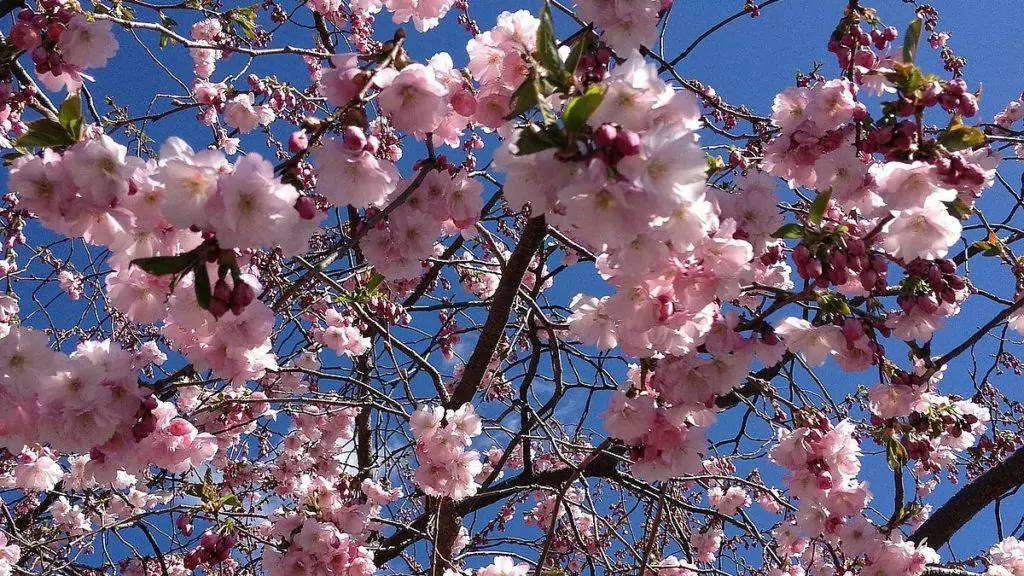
[445,215,547,410]
[910,446,1024,549]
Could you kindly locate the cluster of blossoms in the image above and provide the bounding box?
[314,0,457,33]
[988,537,1024,576]
[867,362,989,474]
[465,10,539,131]
[769,414,939,576]
[0,1,1019,576]
[183,530,238,570]
[359,168,483,283]
[256,404,395,574]
[10,2,118,93]
[0,327,216,485]
[410,403,483,500]
[8,133,324,381]
[261,515,376,576]
[524,486,602,561]
[534,51,752,359]
[189,17,225,80]
[314,307,372,358]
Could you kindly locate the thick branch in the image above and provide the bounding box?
[446,215,547,410]
[910,446,1024,548]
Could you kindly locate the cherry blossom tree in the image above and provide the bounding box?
[2,1,1024,576]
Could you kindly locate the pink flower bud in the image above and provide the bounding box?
[615,130,642,156]
[200,531,219,549]
[450,90,478,117]
[231,279,255,309]
[287,130,308,152]
[10,22,41,51]
[294,196,317,220]
[594,124,617,148]
[342,126,367,151]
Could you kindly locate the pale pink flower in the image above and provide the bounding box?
[223,93,275,134]
[567,295,617,350]
[58,15,119,69]
[882,205,962,261]
[603,390,656,443]
[15,454,64,491]
[313,140,401,208]
[774,317,844,367]
[385,0,455,32]
[376,63,449,133]
[477,556,529,576]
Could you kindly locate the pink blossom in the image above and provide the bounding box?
[313,139,401,208]
[603,390,656,443]
[774,317,845,367]
[375,63,449,134]
[477,556,529,576]
[881,205,962,261]
[385,0,456,32]
[57,15,119,70]
[14,453,64,491]
[223,93,276,134]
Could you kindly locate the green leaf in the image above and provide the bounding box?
[58,95,83,141]
[772,223,805,239]
[947,198,973,219]
[194,264,212,311]
[131,254,196,277]
[564,32,590,77]
[885,436,908,470]
[220,494,241,509]
[535,3,567,84]
[229,6,259,39]
[15,119,77,149]
[971,240,1003,257]
[366,273,385,293]
[507,72,542,120]
[939,115,986,152]
[513,124,562,156]
[903,17,922,64]
[808,188,832,227]
[562,84,607,132]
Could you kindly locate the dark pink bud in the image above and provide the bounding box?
[294,196,316,220]
[615,130,642,156]
[594,123,618,148]
[183,550,202,570]
[200,531,218,549]
[958,93,979,118]
[342,125,367,151]
[945,78,967,96]
[10,22,41,51]
[133,413,157,440]
[918,296,939,314]
[287,130,308,153]
[209,295,229,319]
[450,90,478,117]
[859,269,878,292]
[232,280,255,309]
[46,22,66,42]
